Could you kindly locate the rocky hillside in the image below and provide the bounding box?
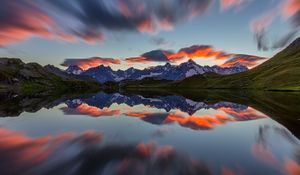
[0,58,100,95]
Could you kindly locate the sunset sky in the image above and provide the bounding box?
[0,0,299,70]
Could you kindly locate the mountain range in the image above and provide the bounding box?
[66,60,248,83]
[1,37,300,93]
[121,37,300,91]
[0,58,100,95]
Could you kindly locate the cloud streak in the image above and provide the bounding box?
[250,0,300,50]
[220,0,244,11]
[0,0,213,46]
[220,54,268,68]
[0,1,54,46]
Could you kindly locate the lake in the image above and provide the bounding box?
[0,91,299,175]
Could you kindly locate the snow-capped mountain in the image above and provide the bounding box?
[66,60,248,83]
[66,65,83,75]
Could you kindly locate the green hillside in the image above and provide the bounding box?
[121,37,300,91]
[0,58,100,95]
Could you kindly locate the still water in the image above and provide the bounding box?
[0,91,299,175]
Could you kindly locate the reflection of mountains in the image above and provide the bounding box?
[62,92,267,130]
[66,92,249,115]
[1,90,299,138]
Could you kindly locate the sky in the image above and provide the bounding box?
[0,0,299,70]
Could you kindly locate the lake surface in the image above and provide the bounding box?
[0,91,299,175]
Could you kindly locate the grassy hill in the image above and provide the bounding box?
[121,37,300,91]
[0,58,100,95]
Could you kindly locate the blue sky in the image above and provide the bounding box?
[0,0,299,70]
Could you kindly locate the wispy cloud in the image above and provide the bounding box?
[150,37,173,46]
[220,0,245,11]
[0,0,213,46]
[250,0,300,50]
[220,54,268,68]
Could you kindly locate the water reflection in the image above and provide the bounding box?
[252,125,300,175]
[61,92,267,130]
[0,128,212,175]
[0,91,299,174]
[0,124,298,174]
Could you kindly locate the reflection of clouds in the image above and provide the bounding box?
[71,92,249,115]
[0,128,212,175]
[152,128,170,138]
[252,125,300,174]
[218,107,267,121]
[251,143,279,166]
[164,113,234,130]
[62,102,267,131]
[221,166,243,175]
[285,159,300,175]
[252,125,279,166]
[61,103,121,117]
[0,128,103,175]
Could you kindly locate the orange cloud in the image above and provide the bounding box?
[221,166,238,175]
[218,107,267,120]
[251,143,279,166]
[285,159,300,175]
[282,0,300,17]
[125,45,237,64]
[62,103,121,117]
[125,111,154,118]
[220,0,244,11]
[165,112,234,130]
[0,1,214,46]
[0,1,106,46]
[124,45,265,67]
[166,45,232,61]
[0,2,54,46]
[137,18,156,33]
[220,54,267,68]
[125,56,148,63]
[136,142,157,157]
[0,128,103,174]
[62,57,121,70]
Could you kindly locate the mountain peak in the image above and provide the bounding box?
[66,65,83,75]
[230,63,248,69]
[187,59,196,64]
[72,59,248,83]
[165,62,172,67]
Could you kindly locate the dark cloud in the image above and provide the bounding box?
[125,44,264,68]
[61,57,121,70]
[0,0,213,46]
[272,30,299,50]
[141,50,173,62]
